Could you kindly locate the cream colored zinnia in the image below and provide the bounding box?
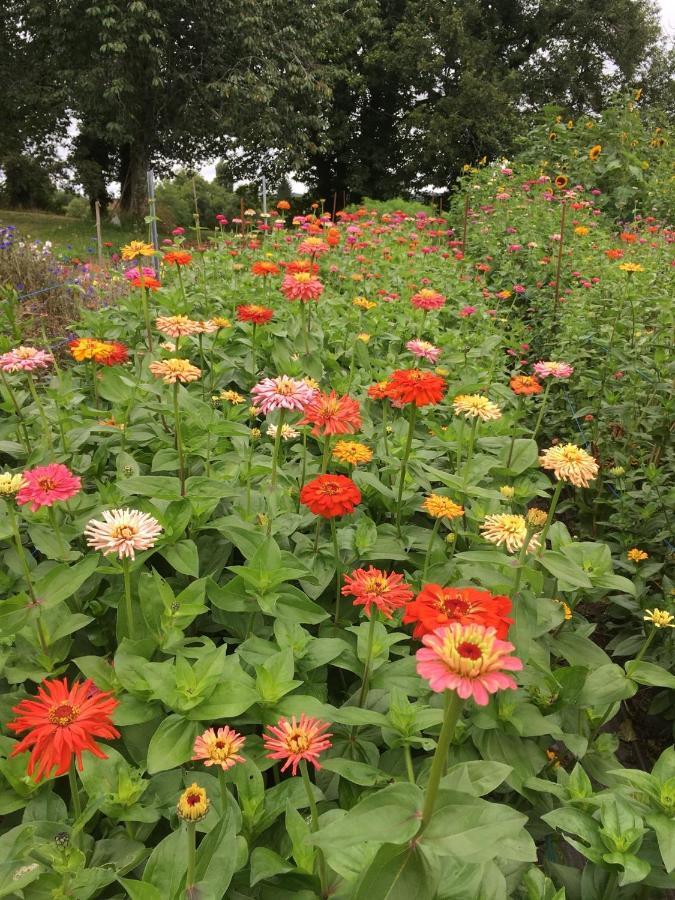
[84,508,163,560]
[0,472,26,495]
[539,444,598,488]
[453,394,502,422]
[481,514,540,554]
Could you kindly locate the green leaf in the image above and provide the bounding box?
[441,761,512,797]
[354,842,439,900]
[539,551,593,589]
[249,847,295,886]
[159,540,199,577]
[625,661,675,690]
[118,880,163,900]
[578,664,637,707]
[119,476,183,499]
[646,813,675,873]
[34,554,99,607]
[321,758,386,786]
[146,715,200,774]
[195,809,237,895]
[142,828,187,895]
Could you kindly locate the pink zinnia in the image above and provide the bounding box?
[280,272,324,303]
[0,346,53,373]
[263,714,332,775]
[410,288,445,310]
[405,339,441,363]
[16,463,81,512]
[192,726,246,771]
[459,306,477,318]
[124,266,155,282]
[416,623,522,706]
[84,508,163,560]
[250,376,316,415]
[533,361,574,379]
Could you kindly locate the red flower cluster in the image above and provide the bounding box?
[385,369,446,407]
[300,390,362,436]
[300,474,361,518]
[403,585,513,639]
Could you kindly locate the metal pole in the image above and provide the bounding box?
[94,200,103,266]
[261,176,267,215]
[146,170,160,277]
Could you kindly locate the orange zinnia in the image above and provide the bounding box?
[385,369,446,407]
[251,260,281,277]
[163,251,192,266]
[300,474,361,518]
[509,375,542,396]
[403,585,513,640]
[300,390,362,436]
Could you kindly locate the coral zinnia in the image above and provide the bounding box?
[332,440,372,466]
[509,375,542,396]
[367,380,391,401]
[300,474,361,518]
[237,304,275,325]
[251,376,316,415]
[404,585,513,639]
[8,677,119,781]
[69,339,128,366]
[192,726,246,771]
[480,513,540,554]
[84,508,163,560]
[0,346,53,373]
[422,495,464,520]
[385,369,446,407]
[155,315,201,338]
[539,444,598,488]
[163,251,192,266]
[251,260,281,277]
[300,390,362,436]
[263,714,332,775]
[453,394,502,421]
[342,566,413,619]
[410,288,446,310]
[149,358,201,384]
[416,623,522,705]
[16,463,81,512]
[281,272,324,303]
[130,275,161,291]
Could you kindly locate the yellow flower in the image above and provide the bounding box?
[618,262,644,273]
[609,466,625,476]
[480,514,540,554]
[589,144,602,161]
[499,486,515,499]
[250,427,261,439]
[177,783,209,822]
[453,394,502,422]
[351,273,364,282]
[435,367,449,377]
[121,241,155,261]
[555,599,572,621]
[526,508,548,528]
[422,494,464,520]
[302,376,320,391]
[574,226,589,236]
[332,441,373,466]
[211,317,231,329]
[357,333,371,343]
[0,472,26,495]
[353,297,377,310]
[219,390,245,405]
[148,358,201,384]
[627,548,648,563]
[539,444,598,488]
[644,608,674,628]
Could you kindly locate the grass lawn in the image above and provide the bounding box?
[0,208,139,259]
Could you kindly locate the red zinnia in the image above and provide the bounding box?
[237,304,274,325]
[163,251,192,266]
[8,678,119,782]
[16,463,81,512]
[251,260,281,277]
[403,585,513,640]
[342,567,414,619]
[385,369,446,407]
[282,259,319,276]
[410,288,446,310]
[96,341,128,366]
[367,380,391,401]
[300,390,362,436]
[130,275,161,291]
[300,474,361,518]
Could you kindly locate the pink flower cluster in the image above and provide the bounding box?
[0,346,53,373]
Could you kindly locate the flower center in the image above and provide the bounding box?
[275,380,295,396]
[457,641,482,660]
[321,399,340,415]
[49,703,78,726]
[439,595,469,616]
[37,477,56,491]
[294,273,311,283]
[287,731,311,752]
[364,576,389,595]
[111,524,136,540]
[186,791,202,807]
[320,481,340,495]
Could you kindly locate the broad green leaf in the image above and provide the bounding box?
[354,842,439,900]
[146,715,200,774]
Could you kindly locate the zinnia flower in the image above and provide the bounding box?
[298,237,329,256]
[280,272,324,303]
[0,346,53,373]
[237,304,275,325]
[367,380,391,401]
[453,394,502,421]
[422,495,464,520]
[416,623,522,705]
[300,474,361,518]
[643,608,674,627]
[342,567,414,618]
[130,275,161,290]
[385,369,446,407]
[8,677,119,781]
[69,339,128,365]
[618,262,644,273]
[406,339,441,363]
[539,444,598,488]
[300,390,362,436]
[410,288,445,310]
[0,472,26,495]
[251,376,316,415]
[163,251,192,266]
[481,513,540,554]
[533,361,573,379]
[192,726,246,770]
[16,463,81,512]
[267,423,300,441]
[155,316,202,338]
[84,508,163,560]
[509,375,542,396]
[628,548,649,563]
[121,241,155,260]
[263,715,332,775]
[404,585,513,639]
[177,783,210,822]
[149,358,201,384]
[332,440,372,465]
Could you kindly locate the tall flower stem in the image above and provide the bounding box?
[217,767,228,816]
[177,265,187,306]
[26,374,54,451]
[300,759,327,898]
[198,335,206,402]
[419,691,463,830]
[633,628,657,664]
[270,409,286,488]
[381,403,389,459]
[0,370,31,452]
[298,430,308,511]
[140,286,153,351]
[330,518,342,624]
[8,503,48,653]
[422,518,442,580]
[532,380,552,441]
[173,383,186,497]
[251,323,258,375]
[506,398,523,468]
[539,480,563,550]
[403,745,415,784]
[68,759,82,821]
[185,821,197,895]
[91,361,99,408]
[511,527,535,597]
[299,302,310,354]
[320,436,331,474]
[47,507,67,558]
[551,200,567,322]
[395,404,417,535]
[121,557,135,641]
[356,614,377,708]
[461,418,479,488]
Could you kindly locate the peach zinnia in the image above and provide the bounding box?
[155,315,201,338]
[539,444,598,488]
[416,623,522,705]
[16,463,81,512]
[263,714,332,775]
[192,726,246,771]
[149,358,201,384]
[422,495,464,520]
[481,513,540,554]
[341,566,414,619]
[84,508,163,560]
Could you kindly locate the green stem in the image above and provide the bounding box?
[539,480,563,550]
[91,361,99,408]
[422,518,441,580]
[27,374,54,451]
[300,302,309,354]
[506,398,523,468]
[419,691,463,830]
[270,409,286,488]
[404,745,415,784]
[297,430,308,511]
[300,759,327,898]
[321,436,331,474]
[141,286,153,351]
[532,380,552,441]
[395,404,417,534]
[47,507,67,558]
[177,265,186,306]
[173,383,186,497]
[330,518,341,624]
[8,504,49,653]
[356,614,377,708]
[634,628,657,664]
[381,402,389,459]
[511,527,535,596]
[251,323,258,375]
[68,760,82,821]
[0,370,31,452]
[122,557,135,641]
[186,821,197,894]
[217,767,228,816]
[461,417,479,488]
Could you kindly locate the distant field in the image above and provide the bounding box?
[0,208,138,258]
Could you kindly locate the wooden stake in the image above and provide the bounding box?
[94,200,103,266]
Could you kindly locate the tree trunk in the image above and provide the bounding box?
[119,142,148,222]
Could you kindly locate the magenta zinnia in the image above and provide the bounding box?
[416,623,522,705]
[263,714,332,775]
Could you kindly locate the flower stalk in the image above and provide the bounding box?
[420,691,463,830]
